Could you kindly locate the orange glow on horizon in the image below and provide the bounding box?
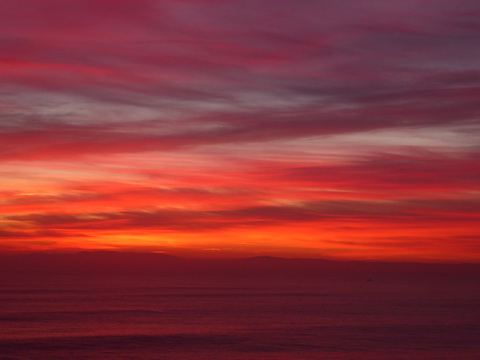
[0,0,479,263]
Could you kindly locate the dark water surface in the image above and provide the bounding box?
[1,274,479,359]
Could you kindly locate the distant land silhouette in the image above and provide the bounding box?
[1,251,479,281]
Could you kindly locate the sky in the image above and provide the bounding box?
[0,0,479,262]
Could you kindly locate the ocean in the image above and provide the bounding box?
[1,272,479,359]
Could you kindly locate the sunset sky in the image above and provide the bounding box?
[1,0,479,262]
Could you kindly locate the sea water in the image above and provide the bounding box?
[0,274,479,359]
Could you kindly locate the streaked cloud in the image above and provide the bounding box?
[0,0,479,261]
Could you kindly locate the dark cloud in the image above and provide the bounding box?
[0,0,479,259]
[1,100,478,161]
[0,229,74,239]
[272,152,480,193]
[8,195,479,234]
[2,192,108,206]
[1,0,479,121]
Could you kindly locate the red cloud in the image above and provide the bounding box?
[1,0,479,261]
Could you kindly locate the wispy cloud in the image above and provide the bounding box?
[1,0,479,260]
